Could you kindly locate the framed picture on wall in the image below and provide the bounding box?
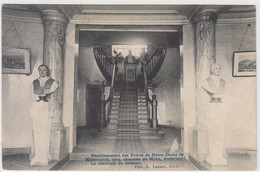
[2,48,31,74]
[232,51,256,77]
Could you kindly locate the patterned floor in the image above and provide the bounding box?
[113,139,146,153]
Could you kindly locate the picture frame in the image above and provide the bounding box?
[2,48,31,74]
[232,51,256,77]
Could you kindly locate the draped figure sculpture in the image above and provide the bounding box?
[30,64,58,165]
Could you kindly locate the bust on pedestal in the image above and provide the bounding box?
[202,63,228,166]
[30,64,58,165]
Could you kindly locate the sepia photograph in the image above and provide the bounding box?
[1,2,257,171]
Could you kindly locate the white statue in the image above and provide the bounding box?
[30,64,58,165]
[202,63,228,166]
[170,138,179,153]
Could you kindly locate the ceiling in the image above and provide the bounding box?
[2,4,256,21]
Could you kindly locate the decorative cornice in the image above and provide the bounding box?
[216,11,256,24]
[2,8,42,23]
[80,9,179,14]
[71,14,189,25]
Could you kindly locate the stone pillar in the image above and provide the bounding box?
[152,95,158,129]
[42,10,68,160]
[191,9,218,161]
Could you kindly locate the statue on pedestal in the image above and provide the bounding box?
[124,50,137,64]
[202,63,228,166]
[30,64,58,165]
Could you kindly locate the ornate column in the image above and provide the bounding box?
[191,9,218,161]
[42,10,68,160]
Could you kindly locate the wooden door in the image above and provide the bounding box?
[87,85,102,128]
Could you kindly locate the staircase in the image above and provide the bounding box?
[100,82,165,140]
[93,46,167,140]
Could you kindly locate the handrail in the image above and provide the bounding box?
[144,48,167,80]
[156,69,179,87]
[144,47,158,66]
[101,48,114,65]
[142,62,152,123]
[93,47,115,82]
[109,64,116,101]
[105,64,116,123]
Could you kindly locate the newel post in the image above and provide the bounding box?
[152,95,158,128]
[100,94,106,127]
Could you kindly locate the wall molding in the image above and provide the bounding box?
[217,11,256,24]
[2,8,42,23]
[2,147,31,155]
[71,14,189,25]
[2,7,255,25]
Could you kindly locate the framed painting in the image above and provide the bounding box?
[232,51,256,77]
[2,48,31,74]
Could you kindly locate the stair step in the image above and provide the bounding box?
[111,111,119,114]
[120,98,137,100]
[110,114,118,119]
[119,110,138,113]
[107,125,117,129]
[138,111,147,114]
[138,106,147,110]
[119,104,137,108]
[110,119,117,123]
[117,119,139,123]
[117,125,139,129]
[139,119,148,123]
[138,93,145,96]
[101,129,116,134]
[138,103,146,106]
[111,107,119,110]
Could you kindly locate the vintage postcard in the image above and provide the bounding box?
[1,3,257,171]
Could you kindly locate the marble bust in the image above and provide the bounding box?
[33,64,58,102]
[202,63,225,103]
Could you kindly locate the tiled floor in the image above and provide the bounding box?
[61,126,196,170]
[2,154,58,170]
[2,126,257,171]
[201,154,257,171]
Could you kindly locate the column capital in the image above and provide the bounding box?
[192,9,218,24]
[42,10,68,24]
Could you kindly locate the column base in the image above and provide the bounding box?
[206,155,228,166]
[152,119,158,129]
[191,128,209,162]
[50,129,64,160]
[30,154,52,166]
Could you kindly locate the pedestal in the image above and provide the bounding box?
[125,63,137,82]
[49,129,66,160]
[205,102,227,165]
[191,129,209,162]
[30,102,52,165]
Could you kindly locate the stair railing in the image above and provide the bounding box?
[144,47,167,80]
[105,62,117,124]
[142,61,152,124]
[93,47,115,82]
